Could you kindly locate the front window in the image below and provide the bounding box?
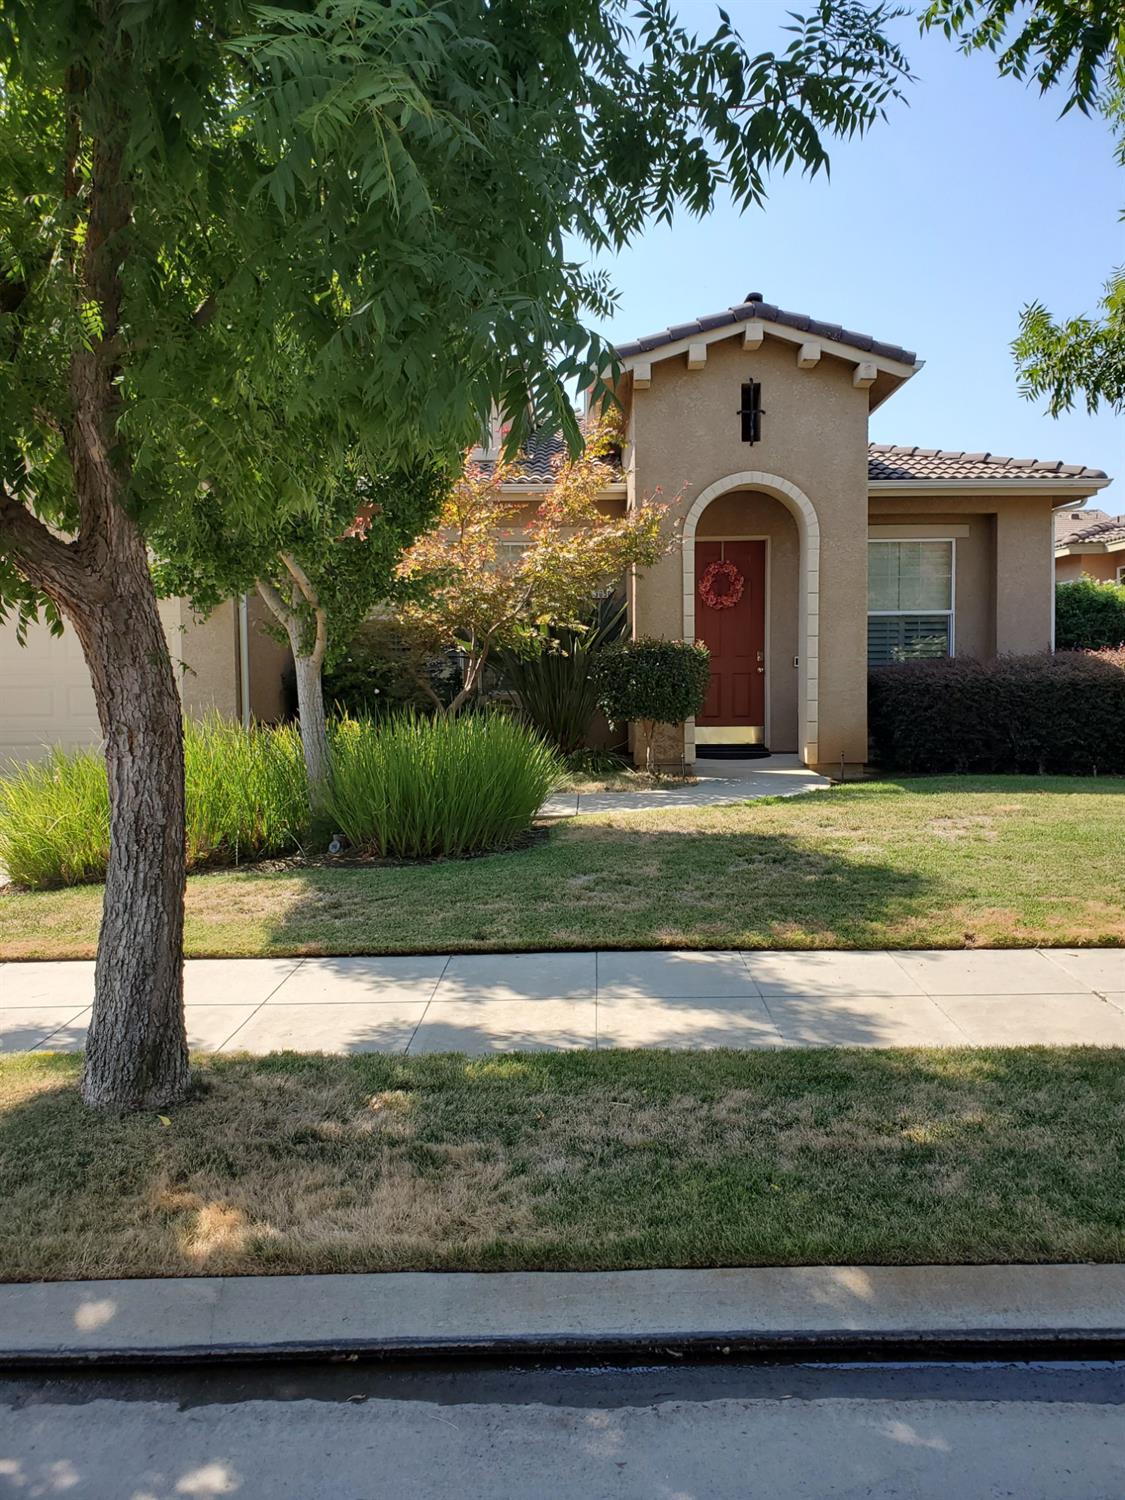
[868,540,954,666]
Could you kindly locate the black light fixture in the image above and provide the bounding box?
[738,379,763,444]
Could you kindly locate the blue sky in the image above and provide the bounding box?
[579,0,1123,497]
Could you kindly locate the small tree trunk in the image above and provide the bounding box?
[291,641,332,815]
[256,573,331,817]
[75,530,189,1111]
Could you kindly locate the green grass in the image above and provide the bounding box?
[4,1047,1125,1280]
[2,777,1122,958]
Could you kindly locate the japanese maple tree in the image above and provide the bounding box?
[397,415,673,713]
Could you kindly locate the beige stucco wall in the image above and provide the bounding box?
[695,490,800,752]
[158,597,240,719]
[245,593,293,722]
[629,333,871,770]
[1056,551,1123,585]
[868,492,1057,655]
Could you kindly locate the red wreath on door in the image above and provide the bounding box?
[698,558,745,610]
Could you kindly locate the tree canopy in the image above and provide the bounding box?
[0,0,914,1109]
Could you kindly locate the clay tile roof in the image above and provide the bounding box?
[867,445,1108,484]
[1056,511,1125,547]
[480,436,1109,492]
[615,296,918,366]
[473,430,573,484]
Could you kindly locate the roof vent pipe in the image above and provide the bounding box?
[745,291,763,303]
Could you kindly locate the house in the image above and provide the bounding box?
[490,292,1111,773]
[0,291,1113,772]
[1055,508,1125,585]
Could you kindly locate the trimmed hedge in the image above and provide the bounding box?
[592,637,711,730]
[1056,579,1125,651]
[868,649,1125,775]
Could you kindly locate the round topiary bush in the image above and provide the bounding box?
[591,637,711,768]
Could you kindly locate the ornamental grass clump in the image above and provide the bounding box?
[0,718,310,888]
[0,748,110,888]
[326,712,561,860]
[184,715,309,867]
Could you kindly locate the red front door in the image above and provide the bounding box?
[695,539,766,732]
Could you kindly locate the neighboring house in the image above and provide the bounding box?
[0,594,289,766]
[1055,508,1125,585]
[0,290,1113,771]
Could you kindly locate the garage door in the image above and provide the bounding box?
[0,616,101,766]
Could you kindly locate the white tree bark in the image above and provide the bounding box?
[257,559,331,815]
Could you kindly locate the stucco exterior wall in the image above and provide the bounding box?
[629,333,871,769]
[246,594,293,722]
[1056,552,1123,585]
[695,490,800,752]
[868,492,1058,656]
[159,597,240,719]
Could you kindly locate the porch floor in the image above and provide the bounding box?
[541,753,830,818]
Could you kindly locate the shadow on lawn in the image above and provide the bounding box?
[254,826,933,957]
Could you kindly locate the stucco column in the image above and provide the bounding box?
[995,503,1054,655]
[812,507,868,772]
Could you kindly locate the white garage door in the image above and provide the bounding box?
[0,616,101,766]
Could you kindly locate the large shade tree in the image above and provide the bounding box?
[0,0,911,1110]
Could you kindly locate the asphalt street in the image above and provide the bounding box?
[2,1357,1124,1498]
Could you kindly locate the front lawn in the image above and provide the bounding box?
[2,777,1123,958]
[4,1047,1125,1280]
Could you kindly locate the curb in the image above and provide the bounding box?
[6,1327,1125,1371]
[5,1265,1125,1370]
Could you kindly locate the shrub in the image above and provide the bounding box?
[495,600,626,755]
[1056,578,1125,651]
[868,650,1125,774]
[592,637,711,767]
[0,717,310,888]
[326,712,561,859]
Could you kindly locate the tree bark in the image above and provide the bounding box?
[256,573,332,815]
[291,640,332,811]
[76,531,189,1110]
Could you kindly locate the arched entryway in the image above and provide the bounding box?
[682,471,820,766]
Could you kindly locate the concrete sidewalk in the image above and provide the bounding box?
[3,1264,1125,1365]
[541,754,830,816]
[1,946,1122,1054]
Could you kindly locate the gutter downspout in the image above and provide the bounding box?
[238,593,252,727]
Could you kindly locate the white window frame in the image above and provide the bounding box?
[867,537,957,664]
[1116,562,1125,586]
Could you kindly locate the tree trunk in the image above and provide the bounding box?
[0,51,191,1111]
[291,641,332,815]
[75,526,189,1111]
[256,574,331,816]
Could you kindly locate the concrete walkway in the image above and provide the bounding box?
[2,947,1122,1055]
[4,1264,1125,1362]
[541,753,830,816]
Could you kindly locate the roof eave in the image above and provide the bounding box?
[869,477,1112,497]
[619,319,921,406]
[1055,537,1125,556]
